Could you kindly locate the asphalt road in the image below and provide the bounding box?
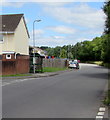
[2,64,108,118]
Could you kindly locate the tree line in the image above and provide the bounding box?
[40,35,107,61]
[40,2,110,63]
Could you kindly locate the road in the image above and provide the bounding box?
[2,64,108,118]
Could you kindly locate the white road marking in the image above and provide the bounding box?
[97,112,105,116]
[2,78,42,87]
[2,82,11,86]
[96,106,106,120]
[99,107,106,112]
[96,115,103,119]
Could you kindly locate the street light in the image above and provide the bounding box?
[33,19,41,74]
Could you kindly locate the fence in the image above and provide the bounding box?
[42,58,68,68]
[1,55,29,75]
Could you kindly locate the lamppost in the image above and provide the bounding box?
[33,19,41,74]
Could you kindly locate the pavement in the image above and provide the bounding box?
[2,69,72,81]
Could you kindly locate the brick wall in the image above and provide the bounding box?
[1,55,29,75]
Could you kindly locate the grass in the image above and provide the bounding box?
[82,61,103,65]
[82,61,110,68]
[93,61,103,66]
[1,74,32,77]
[1,67,68,76]
[43,67,68,72]
[103,90,110,106]
[102,63,110,68]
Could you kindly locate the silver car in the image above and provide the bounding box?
[68,60,79,69]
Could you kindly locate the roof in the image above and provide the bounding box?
[1,14,23,32]
[0,14,30,37]
[29,46,46,57]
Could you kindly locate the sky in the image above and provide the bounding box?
[1,1,106,47]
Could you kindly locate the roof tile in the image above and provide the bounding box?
[0,14,23,32]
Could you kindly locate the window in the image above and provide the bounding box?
[0,34,4,43]
[6,54,11,59]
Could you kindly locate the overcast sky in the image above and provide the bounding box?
[1,1,106,47]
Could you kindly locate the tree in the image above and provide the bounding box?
[46,47,54,56]
[60,49,67,58]
[100,35,109,62]
[102,1,110,63]
[54,46,61,58]
[92,37,103,61]
[103,1,110,34]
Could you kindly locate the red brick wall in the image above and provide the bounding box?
[1,55,29,75]
[2,54,15,60]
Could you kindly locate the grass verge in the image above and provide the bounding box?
[102,63,110,68]
[43,67,68,72]
[1,74,32,77]
[82,61,103,65]
[82,61,110,68]
[103,90,110,106]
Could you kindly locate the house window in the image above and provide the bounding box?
[6,54,11,59]
[0,34,4,43]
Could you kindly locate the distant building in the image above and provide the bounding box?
[29,46,46,57]
[0,14,30,75]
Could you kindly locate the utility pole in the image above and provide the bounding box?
[33,19,41,74]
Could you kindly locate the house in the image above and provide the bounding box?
[29,46,46,57]
[0,14,30,75]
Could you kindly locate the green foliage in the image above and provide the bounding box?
[60,49,67,58]
[46,47,54,56]
[43,2,109,63]
[103,90,110,106]
[54,46,61,57]
[2,74,32,77]
[100,35,110,63]
[43,67,67,72]
[102,1,110,63]
[44,35,108,63]
[103,1,110,34]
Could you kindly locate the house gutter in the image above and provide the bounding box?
[0,31,14,34]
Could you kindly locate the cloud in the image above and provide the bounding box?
[52,36,65,39]
[29,25,104,47]
[34,29,44,35]
[29,36,64,47]
[0,0,24,7]
[29,30,69,47]
[27,2,105,47]
[29,33,94,47]
[47,26,76,34]
[30,29,44,40]
[43,3,105,29]
[1,0,105,2]
[40,2,68,7]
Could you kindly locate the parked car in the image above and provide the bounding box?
[68,60,79,69]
